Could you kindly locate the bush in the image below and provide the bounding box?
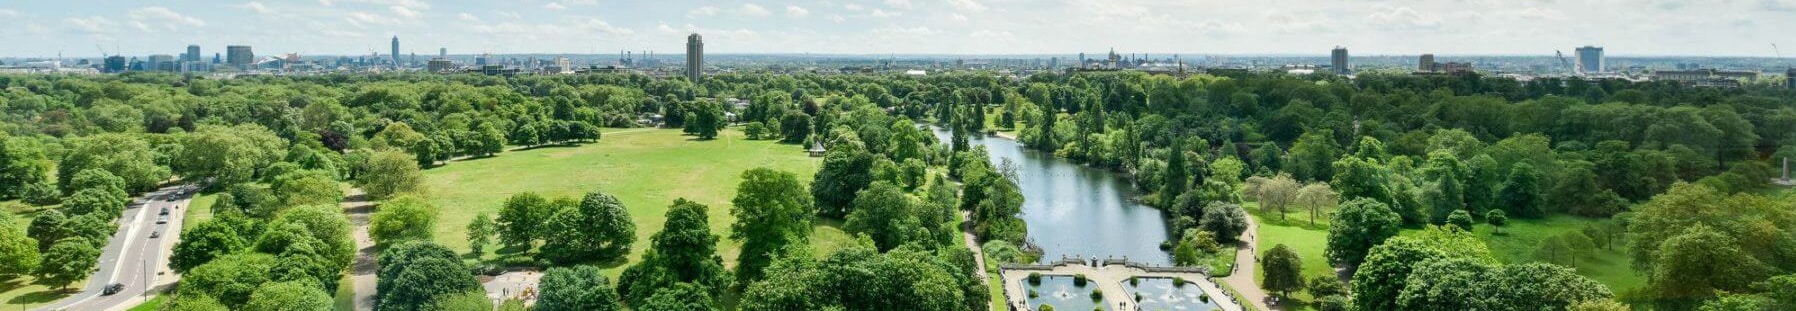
[1028,290,1038,298]
[1200,294,1210,303]
[1129,276,1139,286]
[1090,289,1103,301]
[1073,274,1087,287]
[1027,272,1042,285]
[1039,304,1055,311]
[1174,277,1187,287]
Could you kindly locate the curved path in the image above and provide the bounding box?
[1220,212,1275,311]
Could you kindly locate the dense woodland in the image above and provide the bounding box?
[0,70,1790,310]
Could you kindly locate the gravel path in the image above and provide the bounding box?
[1220,212,1275,310]
[343,189,379,311]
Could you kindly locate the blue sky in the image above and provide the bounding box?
[0,0,1790,58]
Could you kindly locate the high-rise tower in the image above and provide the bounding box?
[185,45,201,62]
[1575,46,1604,74]
[1331,46,1350,75]
[686,33,704,82]
[391,36,401,68]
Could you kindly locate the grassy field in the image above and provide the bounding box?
[422,128,853,276]
[0,201,77,309]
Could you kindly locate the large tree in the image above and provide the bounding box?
[1326,198,1402,268]
[32,238,98,289]
[243,281,334,311]
[496,192,555,248]
[844,182,927,251]
[1261,244,1306,297]
[377,242,481,311]
[810,148,874,218]
[58,134,171,193]
[729,168,813,285]
[369,195,439,245]
[177,124,288,186]
[537,265,623,311]
[354,149,425,199]
[618,199,727,307]
[540,191,636,265]
[1350,227,1494,311]
[171,219,251,273]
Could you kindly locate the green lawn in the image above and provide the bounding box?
[422,128,850,276]
[181,193,219,231]
[0,277,78,310]
[1442,215,1645,293]
[125,295,166,311]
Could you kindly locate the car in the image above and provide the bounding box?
[149,231,160,238]
[159,207,169,215]
[156,215,168,224]
[102,283,124,295]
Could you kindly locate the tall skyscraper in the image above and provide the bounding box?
[439,47,446,58]
[1575,46,1604,74]
[185,45,202,62]
[391,36,401,68]
[1418,54,1435,72]
[1331,46,1350,75]
[226,45,254,68]
[686,33,704,82]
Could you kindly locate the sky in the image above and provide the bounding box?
[0,0,1791,58]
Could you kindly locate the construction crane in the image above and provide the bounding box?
[1554,50,1576,75]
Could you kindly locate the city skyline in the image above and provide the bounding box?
[2,0,1795,58]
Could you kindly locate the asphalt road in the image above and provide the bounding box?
[35,184,194,311]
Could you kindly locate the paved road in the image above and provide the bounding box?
[1220,212,1275,311]
[37,184,196,311]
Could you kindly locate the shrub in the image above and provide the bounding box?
[1028,290,1038,298]
[1090,289,1103,301]
[1039,304,1055,311]
[1027,272,1042,285]
[1129,276,1139,286]
[1200,294,1210,303]
[1174,277,1187,287]
[1073,274,1088,287]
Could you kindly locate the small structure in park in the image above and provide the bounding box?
[807,141,827,157]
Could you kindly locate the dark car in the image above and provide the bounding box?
[159,207,169,216]
[102,283,124,295]
[150,231,160,238]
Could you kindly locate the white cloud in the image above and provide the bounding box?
[65,16,117,34]
[687,6,720,17]
[566,0,598,5]
[787,6,810,17]
[872,9,902,17]
[319,0,334,6]
[947,0,987,13]
[1365,5,1442,30]
[828,14,846,23]
[843,4,864,11]
[0,9,21,17]
[950,13,968,21]
[544,2,567,10]
[457,13,481,22]
[871,25,935,36]
[232,2,276,15]
[884,0,912,9]
[740,4,771,17]
[128,7,206,31]
[498,11,521,19]
[390,5,422,18]
[346,11,398,26]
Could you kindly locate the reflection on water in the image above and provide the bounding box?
[932,128,1172,265]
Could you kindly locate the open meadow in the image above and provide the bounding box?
[422,127,853,275]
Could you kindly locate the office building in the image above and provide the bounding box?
[103,56,127,73]
[1788,68,1796,90]
[184,45,201,62]
[226,45,254,68]
[1331,47,1350,75]
[686,33,704,82]
[439,47,446,58]
[1418,54,1434,72]
[391,36,401,68]
[148,54,176,71]
[428,58,453,73]
[1575,46,1603,74]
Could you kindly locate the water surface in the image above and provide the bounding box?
[932,128,1173,265]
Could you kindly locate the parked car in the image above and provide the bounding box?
[150,231,160,238]
[159,207,169,215]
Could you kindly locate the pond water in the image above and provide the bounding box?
[932,128,1173,265]
[1124,277,1224,311]
[1023,275,1107,311]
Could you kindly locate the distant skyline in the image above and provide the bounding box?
[1,0,1792,58]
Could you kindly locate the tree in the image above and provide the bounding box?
[62,188,126,218]
[377,242,480,311]
[1421,151,1468,223]
[176,124,288,186]
[730,168,813,285]
[541,191,636,265]
[0,135,50,199]
[466,212,494,255]
[496,192,554,248]
[1570,300,1633,311]
[170,294,231,311]
[355,150,424,200]
[636,283,718,311]
[844,182,926,251]
[1252,174,1300,221]
[778,111,812,144]
[59,134,170,194]
[1496,162,1545,218]
[183,253,277,308]
[1485,210,1507,235]
[1650,224,1772,306]
[1308,275,1347,299]
[1261,244,1305,297]
[743,122,768,140]
[272,170,342,207]
[810,149,874,218]
[1161,141,1189,208]
[685,101,724,140]
[1199,202,1247,243]
[425,292,498,311]
[537,265,623,311]
[32,238,97,289]
[0,217,38,277]
[1288,129,1340,181]
[370,195,439,245]
[243,281,334,311]
[171,219,251,273]
[1325,198,1402,267]
[1350,229,1493,311]
[1295,182,1339,225]
[618,199,727,307]
[1445,210,1474,231]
